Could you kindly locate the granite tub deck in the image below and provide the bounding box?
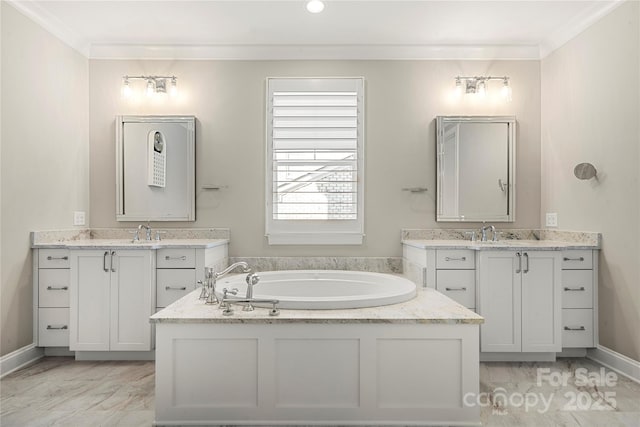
[152,288,483,426]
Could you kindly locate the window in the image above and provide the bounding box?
[266,78,365,245]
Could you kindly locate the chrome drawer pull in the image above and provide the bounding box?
[564,326,586,331]
[445,287,467,291]
[46,325,68,330]
[165,286,187,291]
[564,286,586,291]
[47,256,68,261]
[47,286,69,291]
[563,256,585,261]
[444,256,466,261]
[165,256,187,261]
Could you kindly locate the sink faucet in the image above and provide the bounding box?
[204,262,252,305]
[138,223,152,241]
[480,224,497,242]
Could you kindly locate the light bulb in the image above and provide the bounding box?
[454,78,463,97]
[121,78,132,98]
[477,80,486,97]
[170,77,178,97]
[501,78,512,101]
[306,0,325,13]
[146,79,155,97]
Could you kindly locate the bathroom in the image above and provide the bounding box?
[1,0,639,426]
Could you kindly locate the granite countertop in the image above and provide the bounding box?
[150,287,484,325]
[32,238,229,250]
[402,239,599,250]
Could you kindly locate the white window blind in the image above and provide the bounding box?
[266,78,364,245]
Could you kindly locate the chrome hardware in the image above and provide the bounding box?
[498,178,507,192]
[445,256,466,261]
[464,231,477,242]
[197,280,207,300]
[401,187,428,193]
[445,287,467,291]
[243,273,261,312]
[479,224,496,242]
[205,262,252,305]
[155,230,166,241]
[219,288,239,309]
[165,286,187,291]
[129,229,140,242]
[563,256,585,262]
[103,251,109,272]
[564,326,586,331]
[564,287,586,291]
[523,252,529,274]
[46,325,68,330]
[47,286,68,291]
[516,252,522,273]
[110,251,116,272]
[221,297,280,316]
[46,256,68,261]
[137,223,152,241]
[165,255,187,261]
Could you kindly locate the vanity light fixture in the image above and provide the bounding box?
[454,76,512,100]
[306,0,325,13]
[121,75,178,99]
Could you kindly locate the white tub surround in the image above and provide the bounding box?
[402,229,600,362]
[152,288,482,426]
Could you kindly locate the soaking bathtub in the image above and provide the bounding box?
[216,270,417,309]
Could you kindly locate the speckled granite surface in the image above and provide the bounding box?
[31,228,230,249]
[230,256,402,273]
[402,229,601,249]
[150,287,484,325]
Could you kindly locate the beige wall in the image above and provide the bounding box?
[89,60,541,257]
[0,3,90,356]
[541,1,640,360]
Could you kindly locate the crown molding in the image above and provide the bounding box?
[6,0,90,57]
[89,43,541,60]
[539,0,626,58]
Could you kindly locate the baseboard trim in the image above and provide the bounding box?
[480,352,556,362]
[0,343,44,378]
[587,345,640,384]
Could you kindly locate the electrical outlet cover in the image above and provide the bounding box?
[73,211,86,226]
[545,212,558,227]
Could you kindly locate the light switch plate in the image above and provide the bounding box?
[73,211,86,226]
[545,212,558,227]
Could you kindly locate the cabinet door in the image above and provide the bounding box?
[70,250,111,351]
[521,251,561,352]
[478,251,521,352]
[110,250,154,351]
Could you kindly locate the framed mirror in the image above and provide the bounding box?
[116,115,195,221]
[436,116,516,222]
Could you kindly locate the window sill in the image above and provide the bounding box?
[266,233,364,246]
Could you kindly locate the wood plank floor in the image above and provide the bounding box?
[1,357,638,426]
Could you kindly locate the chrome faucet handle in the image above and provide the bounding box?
[197,280,207,300]
[129,230,140,243]
[154,230,167,241]
[492,231,500,242]
[464,231,477,242]
[269,302,280,317]
[219,288,238,309]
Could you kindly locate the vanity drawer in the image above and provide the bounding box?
[157,269,196,308]
[562,309,594,348]
[436,250,475,269]
[562,270,593,309]
[436,270,475,309]
[38,249,70,269]
[38,308,69,347]
[562,250,593,270]
[157,249,196,269]
[38,269,70,307]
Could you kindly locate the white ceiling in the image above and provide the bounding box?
[9,0,624,59]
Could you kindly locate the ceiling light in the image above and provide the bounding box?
[306,0,325,13]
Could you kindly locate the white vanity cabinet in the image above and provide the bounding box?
[435,249,476,310]
[478,250,562,353]
[69,250,154,351]
[36,249,71,347]
[561,250,597,348]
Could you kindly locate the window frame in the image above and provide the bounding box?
[265,77,365,245]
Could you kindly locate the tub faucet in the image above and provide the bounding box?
[480,224,497,242]
[243,273,261,311]
[205,262,252,305]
